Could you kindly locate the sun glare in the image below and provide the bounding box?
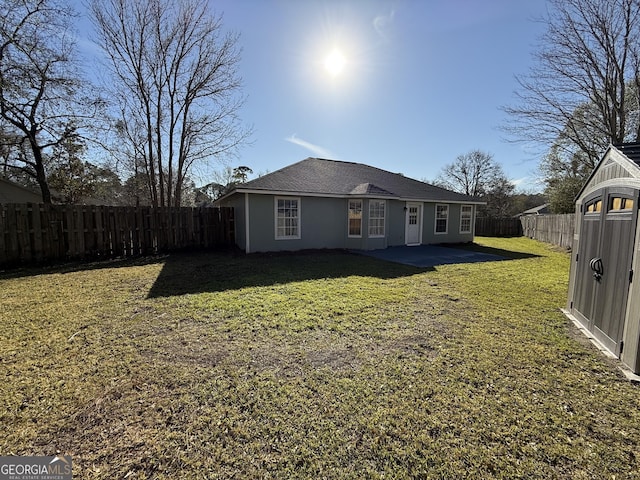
[324,49,346,77]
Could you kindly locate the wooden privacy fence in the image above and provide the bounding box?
[475,217,523,237]
[0,203,234,266]
[475,214,575,249]
[520,214,575,250]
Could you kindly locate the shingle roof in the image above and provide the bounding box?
[230,157,481,203]
[0,177,42,203]
[614,142,640,166]
[518,203,549,216]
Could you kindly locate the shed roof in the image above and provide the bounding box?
[223,157,482,204]
[575,143,640,201]
[613,142,640,166]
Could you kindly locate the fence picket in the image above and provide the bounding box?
[30,203,43,261]
[16,204,30,261]
[0,205,6,264]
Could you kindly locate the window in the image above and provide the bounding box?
[435,204,448,234]
[408,206,419,225]
[460,205,473,233]
[585,198,602,214]
[348,200,362,237]
[369,200,385,237]
[275,197,300,239]
[609,196,634,212]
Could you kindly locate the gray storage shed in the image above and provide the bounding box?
[566,143,640,374]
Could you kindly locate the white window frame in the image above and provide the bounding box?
[275,197,301,240]
[368,200,386,238]
[459,205,473,234]
[348,199,363,238]
[435,204,448,234]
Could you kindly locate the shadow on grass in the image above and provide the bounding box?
[0,253,173,280]
[449,242,541,260]
[147,249,428,298]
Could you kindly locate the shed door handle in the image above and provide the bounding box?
[590,257,603,280]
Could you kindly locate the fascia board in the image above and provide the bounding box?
[226,188,483,204]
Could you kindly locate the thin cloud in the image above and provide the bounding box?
[285,134,335,158]
[511,176,544,193]
[373,9,395,41]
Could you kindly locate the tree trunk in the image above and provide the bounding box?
[30,139,51,204]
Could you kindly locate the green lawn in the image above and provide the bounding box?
[1,237,639,479]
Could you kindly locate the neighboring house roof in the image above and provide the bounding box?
[0,177,42,203]
[220,157,483,204]
[516,203,550,217]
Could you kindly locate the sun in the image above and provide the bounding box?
[324,48,346,77]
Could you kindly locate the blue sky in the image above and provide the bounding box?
[77,0,551,191]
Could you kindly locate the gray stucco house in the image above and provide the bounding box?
[215,157,483,253]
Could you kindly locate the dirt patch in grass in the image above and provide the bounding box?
[2,240,640,478]
[306,346,358,370]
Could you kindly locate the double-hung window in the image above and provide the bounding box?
[435,204,448,234]
[460,205,473,233]
[369,200,385,237]
[275,197,300,239]
[348,200,362,237]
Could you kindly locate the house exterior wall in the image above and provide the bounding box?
[246,194,346,252]
[247,195,404,252]
[386,201,405,247]
[421,203,475,244]
[222,192,476,253]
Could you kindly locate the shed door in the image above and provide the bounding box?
[572,195,602,324]
[573,188,638,356]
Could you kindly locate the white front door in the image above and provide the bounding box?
[405,203,422,245]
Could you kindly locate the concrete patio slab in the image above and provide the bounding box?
[352,245,505,268]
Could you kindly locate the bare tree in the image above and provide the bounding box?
[435,150,505,196]
[435,150,515,217]
[503,0,640,166]
[0,0,97,203]
[91,0,250,208]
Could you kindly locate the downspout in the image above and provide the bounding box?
[245,192,251,253]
